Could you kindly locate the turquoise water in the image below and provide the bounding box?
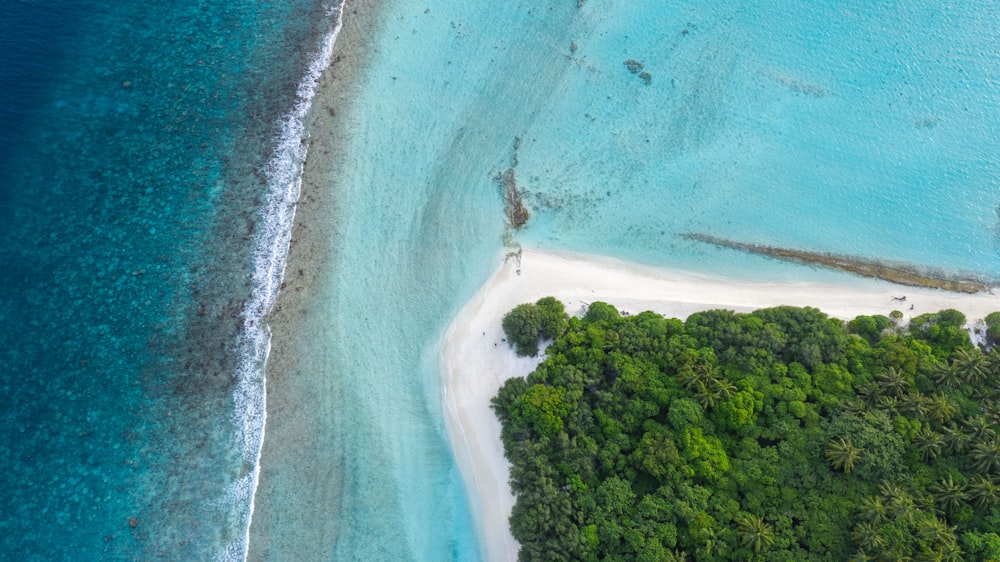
[305,0,1000,559]
[0,0,338,558]
[3,0,998,559]
[515,1,1000,279]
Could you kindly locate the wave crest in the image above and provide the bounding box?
[223,5,345,561]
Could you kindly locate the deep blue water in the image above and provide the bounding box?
[4,0,999,560]
[0,0,336,558]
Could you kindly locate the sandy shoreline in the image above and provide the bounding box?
[441,247,998,562]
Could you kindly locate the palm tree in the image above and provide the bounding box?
[825,437,863,473]
[876,367,909,398]
[883,551,914,562]
[913,427,944,461]
[963,416,996,441]
[929,475,967,512]
[693,384,723,410]
[880,483,917,522]
[917,516,956,547]
[972,383,1000,403]
[969,437,1000,473]
[967,474,1000,509]
[985,347,1000,384]
[841,398,868,416]
[712,378,737,401]
[941,424,971,455]
[856,382,885,405]
[663,549,688,562]
[901,391,930,418]
[878,481,906,500]
[926,393,957,425]
[875,395,899,414]
[914,491,937,514]
[858,495,888,522]
[677,360,723,410]
[953,348,989,385]
[737,514,775,553]
[849,549,875,562]
[851,521,885,552]
[676,364,702,392]
[938,540,964,562]
[983,401,1000,426]
[932,360,962,389]
[677,359,717,390]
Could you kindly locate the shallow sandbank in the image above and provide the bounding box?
[440,248,998,562]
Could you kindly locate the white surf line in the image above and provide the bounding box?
[224,4,346,562]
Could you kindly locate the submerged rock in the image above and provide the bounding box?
[684,232,993,293]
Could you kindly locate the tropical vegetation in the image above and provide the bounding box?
[493,301,1000,561]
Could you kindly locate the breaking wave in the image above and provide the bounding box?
[221,4,344,560]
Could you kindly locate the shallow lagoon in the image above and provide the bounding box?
[2,0,998,559]
[254,0,999,560]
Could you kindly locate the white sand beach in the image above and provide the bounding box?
[440,248,999,562]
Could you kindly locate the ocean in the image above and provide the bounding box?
[0,0,339,558]
[2,0,997,560]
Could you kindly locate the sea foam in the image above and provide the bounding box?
[222,4,345,561]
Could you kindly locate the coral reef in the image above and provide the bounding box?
[684,232,993,293]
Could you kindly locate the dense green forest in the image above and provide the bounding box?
[493,299,1000,561]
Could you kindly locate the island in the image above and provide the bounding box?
[440,249,1000,562]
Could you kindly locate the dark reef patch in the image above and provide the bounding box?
[684,232,993,293]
